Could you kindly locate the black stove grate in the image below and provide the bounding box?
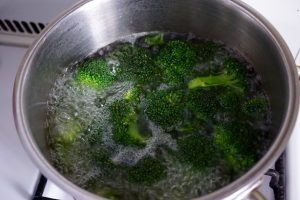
[265,152,286,200]
[32,153,286,200]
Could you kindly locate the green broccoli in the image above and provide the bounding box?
[93,186,125,200]
[194,40,220,63]
[188,57,248,92]
[128,156,167,185]
[109,44,159,84]
[81,120,104,146]
[187,87,220,121]
[144,33,164,46]
[173,116,209,138]
[75,58,114,90]
[218,89,243,111]
[214,122,258,173]
[156,40,197,85]
[109,99,150,148]
[50,118,82,148]
[242,96,269,120]
[145,89,184,128]
[124,87,141,104]
[188,73,238,89]
[223,57,248,90]
[177,134,218,171]
[91,147,115,169]
[50,119,83,173]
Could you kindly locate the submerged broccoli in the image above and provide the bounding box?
[124,87,141,103]
[187,88,220,121]
[50,119,83,173]
[177,134,218,171]
[242,96,269,120]
[215,122,258,173]
[75,58,114,90]
[145,89,184,128]
[223,57,249,90]
[188,73,238,89]
[144,33,164,46]
[91,147,115,169]
[218,89,243,112]
[109,44,159,84]
[54,120,81,145]
[156,40,197,85]
[188,57,248,92]
[194,40,220,63]
[128,156,167,185]
[109,99,150,148]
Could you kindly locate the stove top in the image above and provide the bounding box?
[0,0,299,199]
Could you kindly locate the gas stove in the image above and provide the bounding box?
[0,1,299,200]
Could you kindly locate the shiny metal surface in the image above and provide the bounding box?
[13,0,299,199]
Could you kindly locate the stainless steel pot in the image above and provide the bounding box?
[13,0,299,199]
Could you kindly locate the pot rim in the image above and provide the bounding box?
[13,0,300,199]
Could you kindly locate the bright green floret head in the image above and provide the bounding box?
[145,89,184,128]
[156,40,197,85]
[128,156,167,185]
[109,44,159,84]
[76,58,114,90]
[109,99,150,148]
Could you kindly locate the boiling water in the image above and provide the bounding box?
[47,32,272,200]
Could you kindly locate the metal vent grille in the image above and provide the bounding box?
[0,19,45,35]
[0,19,47,47]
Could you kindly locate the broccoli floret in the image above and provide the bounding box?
[223,57,248,90]
[177,134,218,171]
[188,57,248,92]
[50,119,83,173]
[145,89,184,128]
[173,116,209,138]
[110,99,150,148]
[195,41,220,63]
[51,119,82,147]
[124,87,141,104]
[156,40,197,85]
[187,88,220,121]
[109,44,159,84]
[81,120,104,146]
[91,147,115,169]
[215,122,258,173]
[242,96,269,120]
[75,58,114,90]
[144,33,164,46]
[128,156,167,185]
[218,89,243,111]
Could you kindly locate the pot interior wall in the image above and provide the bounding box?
[24,0,289,174]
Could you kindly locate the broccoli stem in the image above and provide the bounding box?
[188,74,237,89]
[144,33,164,46]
